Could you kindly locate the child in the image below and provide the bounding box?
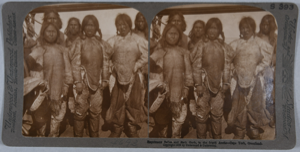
[150,23,193,138]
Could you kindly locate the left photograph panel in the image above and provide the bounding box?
[22,3,149,138]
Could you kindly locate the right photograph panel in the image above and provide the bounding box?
[148,4,277,140]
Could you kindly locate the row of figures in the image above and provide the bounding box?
[23,9,149,137]
[23,8,277,139]
[148,12,277,140]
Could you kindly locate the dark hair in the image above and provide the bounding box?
[257,14,277,46]
[64,17,82,40]
[167,11,187,32]
[159,23,182,49]
[81,15,102,40]
[239,17,256,38]
[38,22,61,45]
[188,20,205,43]
[204,18,225,44]
[115,13,132,35]
[43,9,63,29]
[134,12,148,39]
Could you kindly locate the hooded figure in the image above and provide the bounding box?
[149,24,193,138]
[167,11,188,49]
[37,9,65,46]
[26,22,73,137]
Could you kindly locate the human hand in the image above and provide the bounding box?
[62,85,69,97]
[182,87,189,99]
[76,83,83,94]
[133,64,138,73]
[196,85,205,97]
[50,100,62,116]
[101,81,108,89]
[222,84,230,92]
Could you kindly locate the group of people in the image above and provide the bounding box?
[23,9,149,138]
[149,12,277,140]
[22,7,277,140]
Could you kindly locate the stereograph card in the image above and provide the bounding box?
[1,1,298,149]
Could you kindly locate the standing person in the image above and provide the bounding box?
[133,12,150,129]
[188,20,205,51]
[39,9,65,46]
[62,17,82,132]
[167,11,188,49]
[27,22,73,137]
[149,24,193,138]
[257,14,277,128]
[167,12,191,136]
[105,13,148,138]
[64,17,82,110]
[190,18,232,139]
[227,17,273,140]
[70,15,112,137]
[186,20,206,134]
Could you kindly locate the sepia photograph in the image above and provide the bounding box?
[22,3,149,138]
[1,1,299,149]
[148,4,277,140]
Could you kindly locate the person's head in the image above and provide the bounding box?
[25,14,35,38]
[167,11,186,32]
[43,9,62,29]
[39,22,61,45]
[259,15,277,35]
[135,12,147,31]
[82,15,102,39]
[65,17,81,38]
[258,15,277,46]
[160,24,182,48]
[204,18,225,43]
[239,17,256,40]
[189,20,205,41]
[134,12,148,38]
[115,13,132,37]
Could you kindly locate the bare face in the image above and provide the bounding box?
[166,27,180,46]
[44,24,58,44]
[170,15,183,30]
[194,22,205,38]
[136,16,146,31]
[240,23,254,40]
[117,20,131,37]
[69,19,80,35]
[261,19,270,35]
[46,12,59,24]
[207,22,219,41]
[84,19,96,38]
